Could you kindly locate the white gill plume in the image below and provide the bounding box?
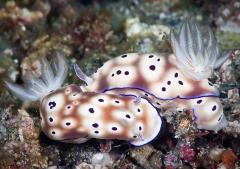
[5,53,68,101]
[170,20,229,81]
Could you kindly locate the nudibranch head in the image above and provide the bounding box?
[40,84,89,142]
[40,84,162,146]
[170,20,229,81]
[5,53,68,101]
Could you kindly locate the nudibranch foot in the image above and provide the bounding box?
[61,137,90,144]
[196,114,228,132]
[5,53,68,101]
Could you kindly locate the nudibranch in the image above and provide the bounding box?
[5,54,162,146]
[75,20,229,132]
[40,84,161,146]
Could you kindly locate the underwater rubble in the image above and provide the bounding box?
[0,0,239,169]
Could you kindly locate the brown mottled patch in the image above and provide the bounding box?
[102,133,130,141]
[62,130,89,140]
[101,94,130,122]
[95,75,109,91]
[184,81,214,98]
[138,102,151,137]
[132,54,149,89]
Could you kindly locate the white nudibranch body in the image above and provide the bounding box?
[76,20,229,132]
[40,84,161,146]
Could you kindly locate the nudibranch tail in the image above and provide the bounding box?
[189,97,228,132]
[170,20,229,81]
[5,53,68,101]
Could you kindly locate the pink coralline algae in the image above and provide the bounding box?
[164,151,179,169]
[70,12,112,50]
[179,144,196,162]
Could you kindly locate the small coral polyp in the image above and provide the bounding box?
[5,20,229,145]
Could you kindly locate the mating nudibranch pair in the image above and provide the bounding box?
[6,20,229,146]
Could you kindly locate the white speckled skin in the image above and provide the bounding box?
[82,53,227,131]
[40,84,162,146]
